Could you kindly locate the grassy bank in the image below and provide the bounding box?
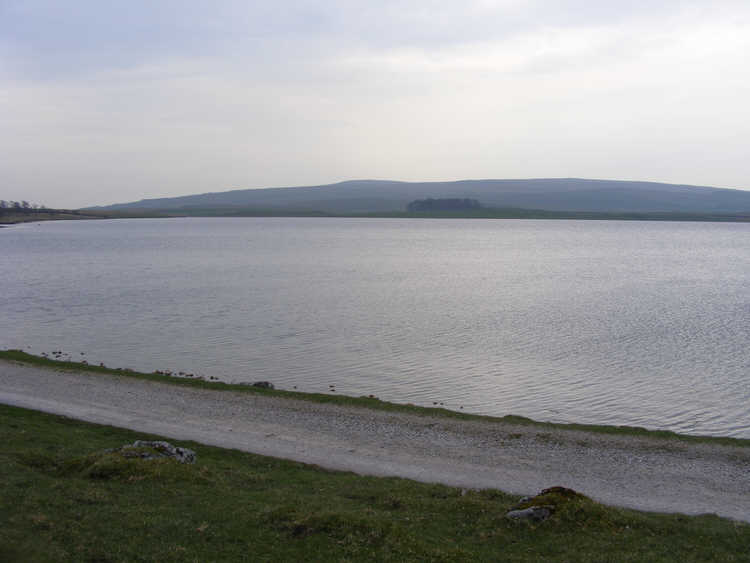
[2,349,749,449]
[1,404,748,562]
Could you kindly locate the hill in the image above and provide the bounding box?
[88,178,750,215]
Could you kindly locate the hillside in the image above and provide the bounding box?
[89,178,750,215]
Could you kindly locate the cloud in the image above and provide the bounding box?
[1,1,749,207]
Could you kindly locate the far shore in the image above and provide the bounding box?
[4,208,750,224]
[0,208,170,225]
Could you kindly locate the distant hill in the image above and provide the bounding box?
[407,198,482,212]
[88,178,750,215]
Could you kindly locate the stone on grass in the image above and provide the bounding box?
[506,486,587,522]
[506,506,554,522]
[115,440,196,464]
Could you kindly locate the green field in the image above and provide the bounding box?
[1,403,749,562]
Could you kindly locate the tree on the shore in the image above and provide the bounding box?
[0,200,47,212]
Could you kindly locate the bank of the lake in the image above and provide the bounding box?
[3,350,749,447]
[2,351,749,528]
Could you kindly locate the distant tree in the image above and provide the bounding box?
[12,201,21,209]
[0,200,7,209]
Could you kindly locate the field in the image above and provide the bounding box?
[2,404,749,562]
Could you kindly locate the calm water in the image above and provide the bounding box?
[2,217,749,437]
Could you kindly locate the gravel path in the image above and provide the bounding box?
[2,360,749,522]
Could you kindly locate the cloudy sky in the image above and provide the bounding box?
[1,1,749,208]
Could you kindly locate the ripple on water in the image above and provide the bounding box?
[2,217,750,438]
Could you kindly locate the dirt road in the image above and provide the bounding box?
[2,360,748,522]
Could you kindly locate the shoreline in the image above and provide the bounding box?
[4,211,750,224]
[0,209,171,225]
[2,353,749,522]
[2,350,748,446]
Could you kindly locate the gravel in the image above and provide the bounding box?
[2,360,748,522]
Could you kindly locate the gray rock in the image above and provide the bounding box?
[251,381,274,389]
[506,505,554,522]
[116,440,197,463]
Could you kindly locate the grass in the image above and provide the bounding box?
[2,349,749,449]
[1,404,748,562]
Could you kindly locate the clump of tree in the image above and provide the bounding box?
[0,200,46,211]
[406,198,482,212]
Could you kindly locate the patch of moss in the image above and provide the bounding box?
[18,447,205,484]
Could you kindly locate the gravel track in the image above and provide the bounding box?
[2,360,748,522]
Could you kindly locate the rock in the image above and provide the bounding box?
[114,440,196,464]
[539,486,581,498]
[506,505,554,522]
[506,486,587,522]
[251,381,274,389]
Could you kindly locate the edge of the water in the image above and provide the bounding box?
[2,349,748,448]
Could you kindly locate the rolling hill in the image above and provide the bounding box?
[89,178,750,215]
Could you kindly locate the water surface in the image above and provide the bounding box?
[2,217,748,437]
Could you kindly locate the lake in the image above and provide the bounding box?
[2,217,749,437]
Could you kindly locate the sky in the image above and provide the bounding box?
[1,1,749,208]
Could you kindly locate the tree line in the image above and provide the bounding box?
[0,200,47,211]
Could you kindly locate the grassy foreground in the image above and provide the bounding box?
[1,404,749,562]
[2,349,749,449]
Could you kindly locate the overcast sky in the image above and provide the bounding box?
[1,1,749,208]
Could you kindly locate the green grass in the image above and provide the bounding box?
[1,404,748,562]
[3,349,749,449]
